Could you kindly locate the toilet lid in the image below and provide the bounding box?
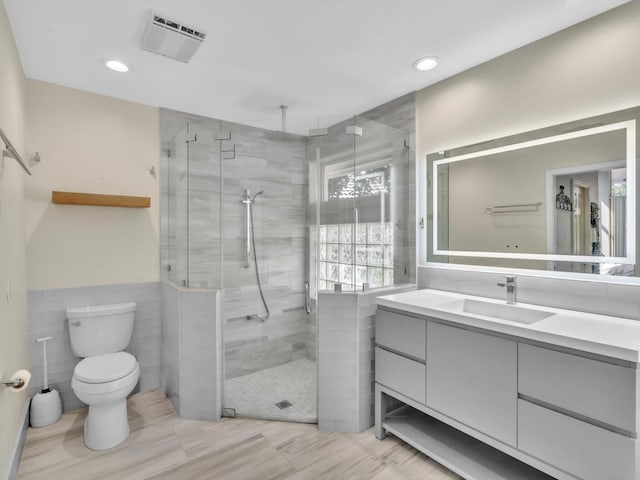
[74,352,137,384]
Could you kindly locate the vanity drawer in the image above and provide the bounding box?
[518,344,636,432]
[375,347,425,404]
[518,399,636,480]
[375,309,426,361]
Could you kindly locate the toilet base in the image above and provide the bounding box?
[83,398,130,450]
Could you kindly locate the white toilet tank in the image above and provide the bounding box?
[67,302,136,357]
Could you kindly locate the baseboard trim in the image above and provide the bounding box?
[4,398,29,480]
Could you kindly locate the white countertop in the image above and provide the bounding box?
[377,289,640,363]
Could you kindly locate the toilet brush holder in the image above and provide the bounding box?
[30,336,62,427]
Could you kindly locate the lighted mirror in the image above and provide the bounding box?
[427,107,638,276]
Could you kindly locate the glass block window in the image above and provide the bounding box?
[318,222,394,291]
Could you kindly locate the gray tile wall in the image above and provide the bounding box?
[179,288,223,421]
[161,282,222,421]
[418,266,640,320]
[27,282,161,411]
[160,109,315,378]
[160,282,180,413]
[224,308,313,379]
[317,284,416,433]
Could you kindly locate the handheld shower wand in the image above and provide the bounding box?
[242,189,270,321]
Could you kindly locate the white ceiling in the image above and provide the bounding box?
[4,0,629,135]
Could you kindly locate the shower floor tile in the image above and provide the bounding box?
[224,358,316,423]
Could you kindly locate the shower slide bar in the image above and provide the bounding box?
[243,192,253,268]
[0,127,32,175]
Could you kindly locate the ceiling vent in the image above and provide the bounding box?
[140,13,206,63]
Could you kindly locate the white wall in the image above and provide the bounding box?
[25,80,160,290]
[0,2,28,476]
[417,0,640,278]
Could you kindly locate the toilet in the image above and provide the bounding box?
[67,302,140,450]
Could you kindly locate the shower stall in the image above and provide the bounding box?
[161,106,414,423]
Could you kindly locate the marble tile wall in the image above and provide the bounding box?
[27,282,161,411]
[418,266,640,320]
[317,284,416,433]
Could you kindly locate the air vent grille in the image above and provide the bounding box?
[141,12,206,63]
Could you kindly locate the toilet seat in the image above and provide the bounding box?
[74,352,137,383]
[72,352,140,397]
[72,362,140,397]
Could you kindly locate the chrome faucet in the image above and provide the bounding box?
[497,275,517,305]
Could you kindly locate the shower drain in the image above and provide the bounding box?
[275,400,293,409]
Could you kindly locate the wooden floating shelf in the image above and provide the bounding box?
[51,191,151,208]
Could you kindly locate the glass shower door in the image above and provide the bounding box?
[312,116,411,295]
[354,116,412,288]
[221,124,316,422]
[165,124,189,286]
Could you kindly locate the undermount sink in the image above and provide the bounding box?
[439,298,555,325]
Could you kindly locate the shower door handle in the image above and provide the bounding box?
[304,281,312,314]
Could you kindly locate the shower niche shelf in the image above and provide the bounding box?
[51,191,151,208]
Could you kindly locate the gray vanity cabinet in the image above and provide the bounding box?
[518,400,635,480]
[518,343,636,432]
[517,344,637,480]
[426,322,517,446]
[374,304,640,480]
[375,309,426,360]
[374,309,426,404]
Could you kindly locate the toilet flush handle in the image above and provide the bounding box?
[70,321,81,327]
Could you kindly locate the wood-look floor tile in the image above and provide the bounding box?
[277,432,385,480]
[128,389,178,431]
[18,390,462,480]
[147,434,294,480]
[259,420,321,449]
[19,420,187,480]
[172,416,271,459]
[371,451,463,480]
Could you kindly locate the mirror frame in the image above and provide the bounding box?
[431,119,636,265]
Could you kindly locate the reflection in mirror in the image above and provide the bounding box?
[427,107,638,277]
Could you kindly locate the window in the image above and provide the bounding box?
[326,166,390,199]
[322,158,391,201]
[318,222,394,291]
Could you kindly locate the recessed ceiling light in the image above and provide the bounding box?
[105,60,129,73]
[412,56,438,71]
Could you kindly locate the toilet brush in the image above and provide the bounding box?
[30,336,62,427]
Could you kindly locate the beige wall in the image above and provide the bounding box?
[416,1,640,156]
[25,80,160,290]
[0,2,28,476]
[417,1,640,268]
